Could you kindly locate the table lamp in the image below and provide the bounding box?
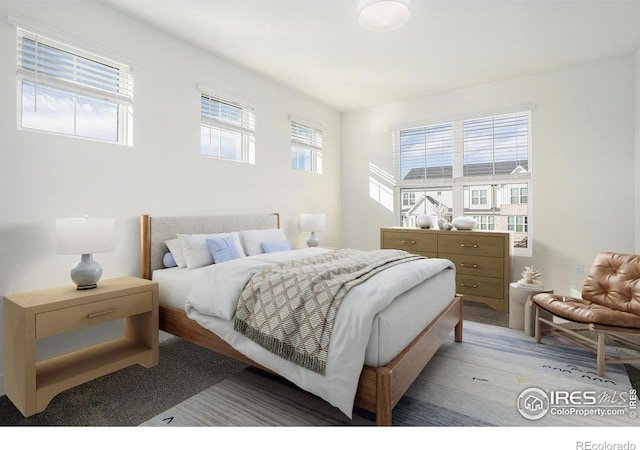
[56,216,115,290]
[300,213,325,247]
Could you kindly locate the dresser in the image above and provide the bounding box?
[380,227,512,313]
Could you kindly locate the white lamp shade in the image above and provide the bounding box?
[357,0,411,32]
[300,214,326,232]
[56,217,115,255]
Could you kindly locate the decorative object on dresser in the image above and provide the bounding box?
[300,213,325,247]
[381,227,512,312]
[3,276,159,417]
[437,217,453,230]
[415,214,434,229]
[451,216,478,230]
[55,216,115,290]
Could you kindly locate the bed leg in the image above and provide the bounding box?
[376,367,393,426]
[455,321,463,343]
[454,294,464,342]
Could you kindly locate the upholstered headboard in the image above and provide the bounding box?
[140,213,280,279]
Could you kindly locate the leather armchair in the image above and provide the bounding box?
[532,252,640,377]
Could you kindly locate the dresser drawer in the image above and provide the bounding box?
[439,253,504,278]
[36,291,153,339]
[456,274,504,299]
[438,234,505,258]
[381,230,437,257]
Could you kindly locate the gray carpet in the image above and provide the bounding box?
[2,299,637,426]
[141,320,638,427]
[0,336,247,426]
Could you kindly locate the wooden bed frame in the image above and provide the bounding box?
[140,213,463,426]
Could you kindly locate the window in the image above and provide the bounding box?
[508,216,528,232]
[394,110,532,254]
[402,191,415,207]
[16,28,134,144]
[473,215,495,231]
[200,92,255,163]
[471,189,488,205]
[398,186,453,228]
[291,118,323,174]
[399,123,452,180]
[510,187,528,204]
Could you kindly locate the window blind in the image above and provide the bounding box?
[17,29,134,105]
[463,112,529,177]
[291,121,323,151]
[392,108,532,255]
[394,122,453,182]
[201,93,255,135]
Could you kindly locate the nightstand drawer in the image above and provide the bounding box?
[381,230,437,257]
[440,253,504,278]
[438,234,504,258]
[36,291,153,339]
[456,274,504,299]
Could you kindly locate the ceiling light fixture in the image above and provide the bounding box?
[357,0,411,32]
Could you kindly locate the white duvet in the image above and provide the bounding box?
[184,247,454,418]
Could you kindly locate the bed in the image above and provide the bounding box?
[140,213,463,426]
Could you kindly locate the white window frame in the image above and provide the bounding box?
[14,22,134,146]
[200,91,256,164]
[290,115,323,174]
[471,189,488,205]
[473,215,495,230]
[402,191,415,207]
[511,186,528,204]
[392,107,533,256]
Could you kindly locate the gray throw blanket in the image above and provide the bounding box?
[233,248,424,375]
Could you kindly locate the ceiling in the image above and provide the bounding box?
[105,0,640,112]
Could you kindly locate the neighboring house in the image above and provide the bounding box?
[401,164,530,246]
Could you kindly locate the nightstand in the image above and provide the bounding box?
[3,276,159,417]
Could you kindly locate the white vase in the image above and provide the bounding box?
[452,216,478,230]
[415,214,434,229]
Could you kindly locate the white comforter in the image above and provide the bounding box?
[184,247,454,418]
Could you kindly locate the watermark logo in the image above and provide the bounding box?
[517,387,637,420]
[517,387,550,420]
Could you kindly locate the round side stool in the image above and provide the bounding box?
[509,282,553,334]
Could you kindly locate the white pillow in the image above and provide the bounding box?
[240,229,287,256]
[178,232,246,269]
[164,239,186,268]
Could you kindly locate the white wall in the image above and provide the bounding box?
[0,2,341,395]
[341,56,637,297]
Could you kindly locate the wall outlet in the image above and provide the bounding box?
[574,264,584,278]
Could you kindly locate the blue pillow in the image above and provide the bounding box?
[163,251,177,268]
[262,240,291,253]
[206,237,241,264]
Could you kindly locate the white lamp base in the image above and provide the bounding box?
[306,231,319,247]
[70,254,103,290]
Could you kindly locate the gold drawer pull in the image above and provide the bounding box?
[460,243,478,248]
[460,283,478,288]
[401,240,417,244]
[87,308,116,319]
[460,263,479,268]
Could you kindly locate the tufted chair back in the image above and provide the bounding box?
[581,252,640,316]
